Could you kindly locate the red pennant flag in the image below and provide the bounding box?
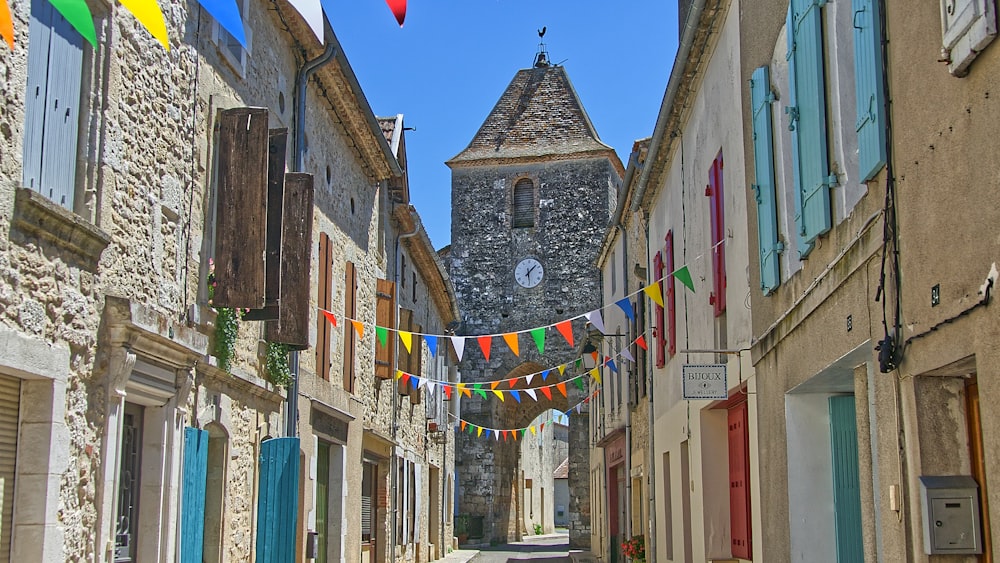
[540,386,553,400]
[321,309,338,327]
[636,335,648,350]
[555,320,574,347]
[385,0,406,26]
[540,422,546,431]
[502,430,508,442]
[444,386,453,400]
[556,382,567,397]
[507,378,518,389]
[400,373,410,386]
[477,336,492,361]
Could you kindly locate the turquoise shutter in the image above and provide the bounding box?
[829,396,864,563]
[787,0,831,256]
[181,428,209,563]
[22,0,83,209]
[852,0,887,181]
[750,65,782,295]
[256,437,300,563]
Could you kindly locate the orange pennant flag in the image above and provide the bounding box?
[591,351,599,364]
[556,382,567,397]
[490,380,501,390]
[460,420,467,431]
[555,320,574,347]
[477,336,492,361]
[540,386,553,400]
[457,383,471,398]
[351,320,364,339]
[502,332,519,356]
[321,309,338,327]
[0,0,13,50]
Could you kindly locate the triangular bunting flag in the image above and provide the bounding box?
[49,0,97,47]
[575,358,582,370]
[507,378,517,389]
[490,380,501,391]
[530,425,536,435]
[607,359,619,373]
[540,386,553,400]
[636,335,648,350]
[425,381,435,394]
[615,298,635,321]
[573,377,584,391]
[542,369,551,380]
[460,420,466,431]
[576,403,582,414]
[555,320,574,347]
[494,430,500,441]
[485,429,491,439]
[321,309,338,327]
[401,373,410,386]
[118,0,170,49]
[520,428,526,438]
[457,383,471,398]
[377,326,388,348]
[399,331,413,353]
[530,327,545,354]
[674,265,696,293]
[585,310,606,334]
[502,333,519,356]
[590,368,602,384]
[621,347,635,362]
[492,389,505,402]
[525,372,535,386]
[644,282,664,307]
[510,390,521,403]
[351,320,364,339]
[0,0,12,50]
[451,336,465,362]
[556,382,567,397]
[384,0,406,26]
[473,384,487,400]
[395,370,403,380]
[477,426,483,437]
[195,0,245,46]
[557,365,565,376]
[444,386,453,400]
[591,351,599,364]
[540,422,546,431]
[289,0,324,43]
[412,376,422,389]
[525,388,537,402]
[425,335,437,357]
[477,336,492,361]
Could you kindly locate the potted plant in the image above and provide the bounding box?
[455,514,470,545]
[621,534,645,563]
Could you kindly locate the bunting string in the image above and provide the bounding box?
[447,388,601,437]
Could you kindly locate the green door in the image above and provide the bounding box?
[829,395,864,562]
[316,441,330,563]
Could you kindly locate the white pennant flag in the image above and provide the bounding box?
[525,388,537,402]
[426,381,436,395]
[451,336,465,362]
[495,430,500,441]
[585,310,607,334]
[417,377,427,389]
[576,403,582,414]
[287,0,325,43]
[621,347,635,362]
[525,372,535,386]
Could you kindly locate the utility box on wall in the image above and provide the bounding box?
[918,475,983,555]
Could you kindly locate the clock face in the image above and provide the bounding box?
[515,258,544,288]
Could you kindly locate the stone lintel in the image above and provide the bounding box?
[12,187,110,269]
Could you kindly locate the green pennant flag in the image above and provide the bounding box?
[376,326,388,348]
[674,265,695,293]
[530,327,545,355]
[473,383,488,400]
[575,358,582,370]
[520,428,526,437]
[573,376,584,391]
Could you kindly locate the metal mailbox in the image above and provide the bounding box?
[918,475,983,555]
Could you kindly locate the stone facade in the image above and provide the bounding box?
[448,61,622,546]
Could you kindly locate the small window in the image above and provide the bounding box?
[361,462,377,544]
[211,0,252,77]
[940,0,997,76]
[512,179,535,228]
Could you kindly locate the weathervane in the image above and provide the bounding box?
[534,26,549,67]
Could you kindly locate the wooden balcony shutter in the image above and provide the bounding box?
[316,233,333,380]
[264,172,314,349]
[344,261,357,393]
[375,279,396,380]
[214,107,269,309]
[398,309,413,396]
[512,179,534,228]
[728,401,752,559]
[653,251,666,368]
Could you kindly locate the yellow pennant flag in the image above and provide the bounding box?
[477,426,483,437]
[351,320,364,339]
[492,389,505,402]
[590,367,602,384]
[395,370,403,380]
[399,331,412,353]
[118,0,170,50]
[457,383,471,398]
[558,364,566,376]
[502,332,519,356]
[530,426,536,435]
[644,282,664,308]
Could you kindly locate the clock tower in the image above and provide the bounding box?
[447,51,624,546]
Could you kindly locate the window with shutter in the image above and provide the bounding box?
[787,0,832,256]
[210,0,252,77]
[23,0,84,210]
[707,153,727,316]
[512,179,535,228]
[362,462,376,544]
[939,0,997,76]
[375,279,396,379]
[750,66,783,295]
[653,251,666,368]
[664,231,677,357]
[344,261,357,393]
[409,321,423,405]
[316,233,333,381]
[852,0,888,181]
[728,401,752,560]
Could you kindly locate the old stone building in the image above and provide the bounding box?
[447,47,623,546]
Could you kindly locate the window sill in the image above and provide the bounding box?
[12,187,110,268]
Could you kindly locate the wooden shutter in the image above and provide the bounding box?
[852,0,887,181]
[375,279,396,379]
[316,233,333,380]
[362,462,376,543]
[398,309,413,396]
[707,153,726,317]
[344,261,357,393]
[181,427,209,563]
[829,396,864,562]
[214,107,269,308]
[665,231,677,357]
[23,0,83,209]
[265,172,314,349]
[653,251,666,368]
[512,179,534,228]
[255,129,287,319]
[256,437,300,563]
[750,66,783,295]
[787,0,831,256]
[409,322,422,405]
[0,374,19,558]
[728,401,751,559]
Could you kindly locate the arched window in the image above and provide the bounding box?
[512,179,535,228]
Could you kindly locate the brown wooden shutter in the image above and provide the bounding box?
[343,261,357,393]
[316,233,332,380]
[512,179,534,228]
[214,107,269,308]
[375,279,396,380]
[264,172,314,349]
[398,309,413,396]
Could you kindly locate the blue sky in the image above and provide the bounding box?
[324,1,679,250]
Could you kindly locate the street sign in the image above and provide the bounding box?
[682,364,728,399]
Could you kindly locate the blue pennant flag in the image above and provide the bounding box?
[607,359,619,374]
[425,335,437,357]
[510,390,521,403]
[541,369,550,380]
[615,298,635,321]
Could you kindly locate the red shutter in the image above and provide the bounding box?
[708,152,727,317]
[316,233,332,381]
[665,230,677,357]
[344,261,357,393]
[728,401,751,559]
[653,251,666,368]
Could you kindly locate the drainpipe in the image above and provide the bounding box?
[643,215,656,562]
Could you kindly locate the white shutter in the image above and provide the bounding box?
[0,374,21,559]
[940,0,997,75]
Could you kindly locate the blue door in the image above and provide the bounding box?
[829,395,864,562]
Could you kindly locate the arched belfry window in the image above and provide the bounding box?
[512,179,535,228]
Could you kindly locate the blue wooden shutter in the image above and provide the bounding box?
[852,0,887,181]
[787,0,831,255]
[750,65,783,295]
[829,396,864,563]
[256,437,300,563]
[22,0,83,209]
[181,427,209,563]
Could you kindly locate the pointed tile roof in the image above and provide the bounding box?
[447,65,616,166]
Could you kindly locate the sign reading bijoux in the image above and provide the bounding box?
[682,364,728,400]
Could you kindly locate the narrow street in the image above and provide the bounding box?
[464,532,573,563]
